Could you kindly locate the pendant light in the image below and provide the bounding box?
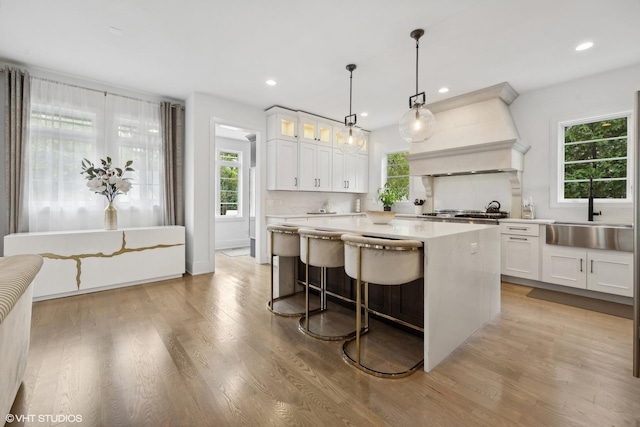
[337,64,365,153]
[399,29,436,143]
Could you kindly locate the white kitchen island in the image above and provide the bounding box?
[283,216,501,372]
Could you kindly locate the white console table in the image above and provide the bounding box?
[4,226,185,301]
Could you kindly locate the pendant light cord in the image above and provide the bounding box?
[415,37,419,96]
[349,68,353,117]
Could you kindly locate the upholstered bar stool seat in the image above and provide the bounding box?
[341,233,424,378]
[267,224,309,316]
[297,228,356,340]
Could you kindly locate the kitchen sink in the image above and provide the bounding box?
[546,222,633,252]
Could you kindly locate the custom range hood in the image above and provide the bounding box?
[406,82,531,218]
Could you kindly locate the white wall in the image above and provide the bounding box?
[185,92,267,275]
[368,63,640,221]
[214,136,251,250]
[511,63,640,223]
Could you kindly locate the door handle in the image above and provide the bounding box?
[294,177,297,186]
[509,237,528,241]
[580,258,583,272]
[591,259,594,273]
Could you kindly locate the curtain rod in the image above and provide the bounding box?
[30,75,183,108]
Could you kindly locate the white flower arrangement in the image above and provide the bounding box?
[80,157,134,202]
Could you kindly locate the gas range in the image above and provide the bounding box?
[421,209,509,224]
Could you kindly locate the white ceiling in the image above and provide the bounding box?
[1,0,639,131]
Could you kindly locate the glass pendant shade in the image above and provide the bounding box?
[399,103,436,143]
[337,125,365,153]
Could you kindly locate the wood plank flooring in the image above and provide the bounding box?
[8,253,640,426]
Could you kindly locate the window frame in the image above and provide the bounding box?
[381,150,411,205]
[215,148,243,219]
[557,111,633,204]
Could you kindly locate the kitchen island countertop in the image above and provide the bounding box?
[284,216,501,372]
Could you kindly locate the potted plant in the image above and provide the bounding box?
[377,183,403,211]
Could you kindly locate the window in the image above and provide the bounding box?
[27,78,164,231]
[559,113,632,203]
[216,149,242,217]
[383,151,410,201]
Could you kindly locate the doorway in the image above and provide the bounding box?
[213,123,258,257]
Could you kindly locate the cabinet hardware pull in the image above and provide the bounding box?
[509,237,528,241]
[318,178,320,187]
[591,259,593,273]
[314,178,317,187]
[508,227,528,231]
[294,177,297,186]
[580,259,583,272]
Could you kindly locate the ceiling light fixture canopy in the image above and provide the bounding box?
[399,29,436,143]
[337,64,366,153]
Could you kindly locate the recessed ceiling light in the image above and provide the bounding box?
[575,41,594,51]
[360,112,368,117]
[266,80,277,86]
[438,87,449,93]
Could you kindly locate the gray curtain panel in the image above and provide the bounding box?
[160,102,184,226]
[4,67,30,234]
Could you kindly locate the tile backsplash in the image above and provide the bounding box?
[266,191,359,215]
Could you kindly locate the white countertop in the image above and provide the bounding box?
[498,218,556,224]
[266,212,364,219]
[285,217,496,242]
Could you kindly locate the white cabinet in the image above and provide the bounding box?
[4,227,185,300]
[298,142,331,192]
[267,113,298,142]
[299,116,333,145]
[500,222,540,280]
[266,107,369,194]
[267,139,298,191]
[588,251,633,296]
[332,149,358,192]
[541,245,633,297]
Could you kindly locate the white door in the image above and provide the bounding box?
[316,145,332,192]
[501,235,540,280]
[541,245,586,289]
[587,250,633,297]
[332,149,345,192]
[276,140,298,191]
[298,142,317,191]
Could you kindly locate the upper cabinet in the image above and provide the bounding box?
[266,106,368,193]
[267,112,298,142]
[299,115,333,145]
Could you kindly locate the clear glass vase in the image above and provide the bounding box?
[104,201,117,230]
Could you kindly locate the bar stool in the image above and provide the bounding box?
[297,228,356,340]
[266,224,306,316]
[341,233,424,378]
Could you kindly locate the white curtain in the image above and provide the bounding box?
[27,78,164,231]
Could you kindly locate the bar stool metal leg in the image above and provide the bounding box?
[266,226,306,317]
[341,234,425,378]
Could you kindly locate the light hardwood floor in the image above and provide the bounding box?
[9,253,640,426]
